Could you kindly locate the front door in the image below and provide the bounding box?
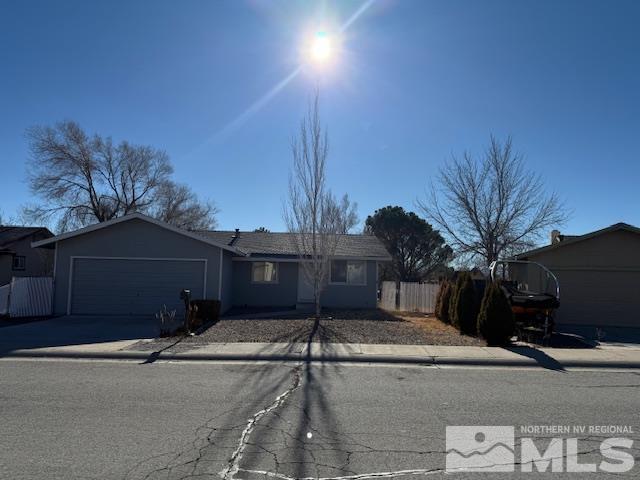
[297,266,315,303]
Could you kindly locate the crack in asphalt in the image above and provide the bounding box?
[219,364,303,480]
[123,318,640,479]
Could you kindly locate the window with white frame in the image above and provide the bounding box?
[252,261,278,283]
[330,260,366,285]
[12,255,26,271]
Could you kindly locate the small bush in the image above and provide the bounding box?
[156,305,179,337]
[437,281,453,324]
[452,272,477,335]
[190,299,221,325]
[448,277,461,327]
[477,282,515,346]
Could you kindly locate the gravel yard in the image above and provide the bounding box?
[129,309,486,350]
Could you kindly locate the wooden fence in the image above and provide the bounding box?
[380,281,397,311]
[379,281,440,313]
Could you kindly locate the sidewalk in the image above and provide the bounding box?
[3,339,640,369]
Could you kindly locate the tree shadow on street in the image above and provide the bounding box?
[124,316,351,480]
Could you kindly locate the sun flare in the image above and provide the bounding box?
[310,31,331,63]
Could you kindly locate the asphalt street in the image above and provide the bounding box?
[1,359,639,479]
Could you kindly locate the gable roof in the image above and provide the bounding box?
[196,230,392,259]
[516,222,640,259]
[31,213,246,254]
[0,226,53,250]
[29,213,391,259]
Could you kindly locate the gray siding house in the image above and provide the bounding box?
[0,226,54,286]
[33,213,391,316]
[515,223,640,328]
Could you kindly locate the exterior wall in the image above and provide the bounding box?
[232,261,298,307]
[527,230,640,327]
[322,260,378,309]
[0,256,12,286]
[0,234,54,285]
[51,218,225,316]
[220,250,234,314]
[231,259,379,309]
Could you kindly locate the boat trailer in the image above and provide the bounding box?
[489,260,560,344]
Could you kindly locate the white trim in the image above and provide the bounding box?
[66,256,208,315]
[52,243,58,278]
[52,242,58,312]
[250,261,279,284]
[66,255,73,315]
[232,256,391,263]
[329,259,367,286]
[202,259,208,299]
[218,249,223,300]
[70,256,208,262]
[31,212,246,255]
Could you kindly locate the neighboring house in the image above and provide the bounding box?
[32,213,391,317]
[515,223,640,328]
[0,226,54,286]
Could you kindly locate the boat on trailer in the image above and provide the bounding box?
[489,260,560,343]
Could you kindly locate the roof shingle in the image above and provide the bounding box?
[196,230,391,259]
[0,226,53,249]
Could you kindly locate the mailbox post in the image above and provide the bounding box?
[179,289,192,335]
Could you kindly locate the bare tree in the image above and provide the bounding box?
[418,136,567,266]
[283,93,358,317]
[24,121,217,231]
[0,209,24,226]
[150,181,218,230]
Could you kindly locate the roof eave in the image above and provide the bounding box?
[31,213,247,255]
[515,222,640,259]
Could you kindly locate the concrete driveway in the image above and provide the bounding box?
[0,316,159,356]
[558,324,640,347]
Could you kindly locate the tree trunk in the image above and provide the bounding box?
[314,279,321,318]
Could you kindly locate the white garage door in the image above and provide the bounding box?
[69,257,206,316]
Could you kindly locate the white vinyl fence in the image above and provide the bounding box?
[379,281,440,314]
[0,277,53,317]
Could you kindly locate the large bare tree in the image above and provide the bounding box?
[283,94,358,317]
[149,181,219,231]
[418,136,567,266]
[24,121,217,232]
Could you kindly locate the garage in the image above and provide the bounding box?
[69,257,206,316]
[552,269,639,327]
[516,223,640,328]
[31,214,242,316]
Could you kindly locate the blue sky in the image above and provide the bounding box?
[1,0,639,239]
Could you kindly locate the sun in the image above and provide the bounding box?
[310,31,331,63]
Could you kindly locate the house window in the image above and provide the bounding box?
[252,262,278,283]
[330,260,366,285]
[12,255,26,271]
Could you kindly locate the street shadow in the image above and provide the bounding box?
[124,317,350,480]
[239,316,351,478]
[504,345,566,372]
[140,337,185,364]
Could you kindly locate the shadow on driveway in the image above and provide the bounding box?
[0,315,158,357]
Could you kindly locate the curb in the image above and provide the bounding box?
[3,349,640,369]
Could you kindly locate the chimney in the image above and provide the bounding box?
[230,228,240,245]
[550,229,561,244]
